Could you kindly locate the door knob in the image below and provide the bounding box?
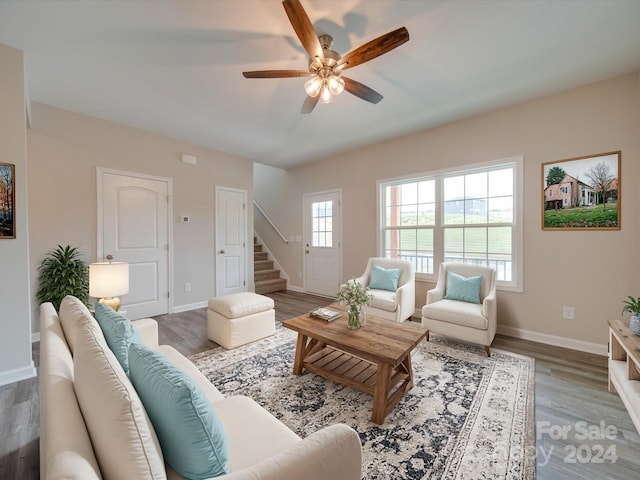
[218,250,226,254]
[106,254,114,260]
[305,250,309,254]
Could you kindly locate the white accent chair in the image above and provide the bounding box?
[421,263,497,356]
[352,257,415,322]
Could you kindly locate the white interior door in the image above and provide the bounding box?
[98,168,171,319]
[215,187,247,297]
[304,190,341,297]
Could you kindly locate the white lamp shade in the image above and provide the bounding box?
[89,262,129,298]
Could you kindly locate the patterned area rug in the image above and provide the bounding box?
[190,327,535,480]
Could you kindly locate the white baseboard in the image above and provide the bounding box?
[172,301,208,314]
[0,363,37,387]
[31,332,41,343]
[287,285,304,293]
[497,325,607,356]
[413,309,607,356]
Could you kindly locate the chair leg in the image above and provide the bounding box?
[425,330,430,342]
[484,345,491,357]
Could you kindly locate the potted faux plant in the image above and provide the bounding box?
[36,245,90,310]
[621,295,640,336]
[337,280,373,329]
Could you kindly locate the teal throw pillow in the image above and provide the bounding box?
[94,302,142,376]
[444,271,482,304]
[128,343,229,479]
[369,265,402,291]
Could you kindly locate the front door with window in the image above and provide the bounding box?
[303,190,341,297]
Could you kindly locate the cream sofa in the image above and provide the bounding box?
[40,296,362,480]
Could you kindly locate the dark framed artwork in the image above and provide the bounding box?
[0,163,15,239]
[542,151,621,230]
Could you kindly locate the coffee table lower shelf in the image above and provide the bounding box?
[299,341,413,424]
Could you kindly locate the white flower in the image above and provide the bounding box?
[336,279,372,307]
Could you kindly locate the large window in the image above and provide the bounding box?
[383,180,436,274]
[379,157,523,291]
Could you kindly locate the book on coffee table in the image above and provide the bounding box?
[309,307,341,322]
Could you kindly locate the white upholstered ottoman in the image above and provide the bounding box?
[207,292,275,349]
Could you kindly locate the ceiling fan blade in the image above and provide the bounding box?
[301,94,320,114]
[337,27,409,70]
[282,0,325,63]
[343,77,383,104]
[243,70,310,78]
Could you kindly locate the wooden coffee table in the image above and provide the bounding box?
[282,304,428,424]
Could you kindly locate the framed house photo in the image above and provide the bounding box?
[542,151,621,230]
[0,163,15,239]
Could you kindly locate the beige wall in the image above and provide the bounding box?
[0,44,34,385]
[255,72,640,348]
[28,103,254,331]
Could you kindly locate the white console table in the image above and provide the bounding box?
[608,319,640,434]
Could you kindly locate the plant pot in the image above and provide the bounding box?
[630,314,640,336]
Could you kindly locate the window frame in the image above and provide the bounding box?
[377,156,524,292]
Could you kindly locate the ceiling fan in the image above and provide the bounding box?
[242,0,410,114]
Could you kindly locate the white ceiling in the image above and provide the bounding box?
[1,1,640,169]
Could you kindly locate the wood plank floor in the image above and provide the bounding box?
[2,290,639,479]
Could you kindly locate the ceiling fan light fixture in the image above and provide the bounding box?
[243,1,410,114]
[320,84,332,103]
[328,75,345,96]
[304,75,323,97]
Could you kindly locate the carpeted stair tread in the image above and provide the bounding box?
[253,237,286,293]
[255,278,287,294]
[254,259,274,271]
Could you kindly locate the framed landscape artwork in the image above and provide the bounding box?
[542,151,621,230]
[0,163,15,239]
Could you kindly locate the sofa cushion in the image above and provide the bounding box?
[444,271,482,304]
[422,299,488,330]
[39,302,102,480]
[94,301,143,376]
[368,265,401,292]
[369,289,397,312]
[73,321,166,480]
[129,343,230,479]
[212,396,300,472]
[59,295,99,354]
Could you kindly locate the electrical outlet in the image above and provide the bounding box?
[562,306,574,319]
[184,283,191,292]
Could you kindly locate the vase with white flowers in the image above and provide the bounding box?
[337,280,373,329]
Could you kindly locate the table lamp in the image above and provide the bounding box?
[89,262,129,312]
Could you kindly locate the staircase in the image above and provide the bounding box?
[254,237,287,294]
